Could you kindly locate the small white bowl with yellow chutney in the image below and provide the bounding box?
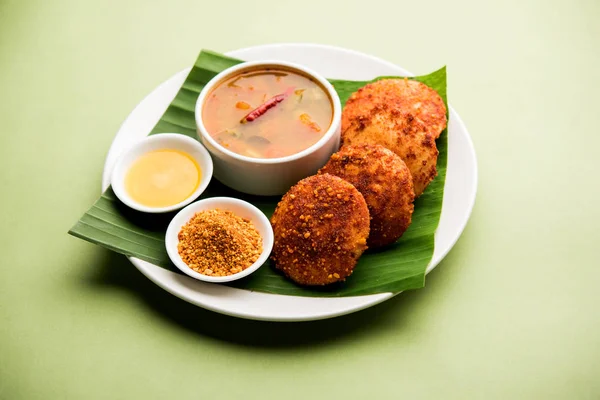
[195,60,342,196]
[111,133,213,213]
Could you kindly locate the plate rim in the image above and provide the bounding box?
[102,43,478,322]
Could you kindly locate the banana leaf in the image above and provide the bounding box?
[69,50,447,297]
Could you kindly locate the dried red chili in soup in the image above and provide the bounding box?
[202,68,333,159]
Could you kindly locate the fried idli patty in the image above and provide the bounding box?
[342,104,438,196]
[342,78,447,139]
[319,144,415,248]
[270,174,370,286]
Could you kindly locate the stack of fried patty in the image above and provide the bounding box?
[271,78,447,286]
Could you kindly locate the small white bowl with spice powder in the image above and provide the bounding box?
[165,197,274,283]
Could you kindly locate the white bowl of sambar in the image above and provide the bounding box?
[195,60,341,196]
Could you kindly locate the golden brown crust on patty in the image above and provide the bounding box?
[319,144,415,248]
[342,78,447,139]
[270,174,370,286]
[341,104,438,196]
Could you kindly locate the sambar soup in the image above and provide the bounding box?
[202,67,333,159]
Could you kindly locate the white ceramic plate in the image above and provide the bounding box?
[102,44,478,322]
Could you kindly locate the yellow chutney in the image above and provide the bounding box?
[125,149,201,208]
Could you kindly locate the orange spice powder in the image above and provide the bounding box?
[177,209,262,277]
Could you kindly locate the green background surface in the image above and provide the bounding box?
[1,0,599,398]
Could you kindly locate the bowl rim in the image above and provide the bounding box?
[164,196,275,283]
[110,133,213,213]
[194,59,342,165]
